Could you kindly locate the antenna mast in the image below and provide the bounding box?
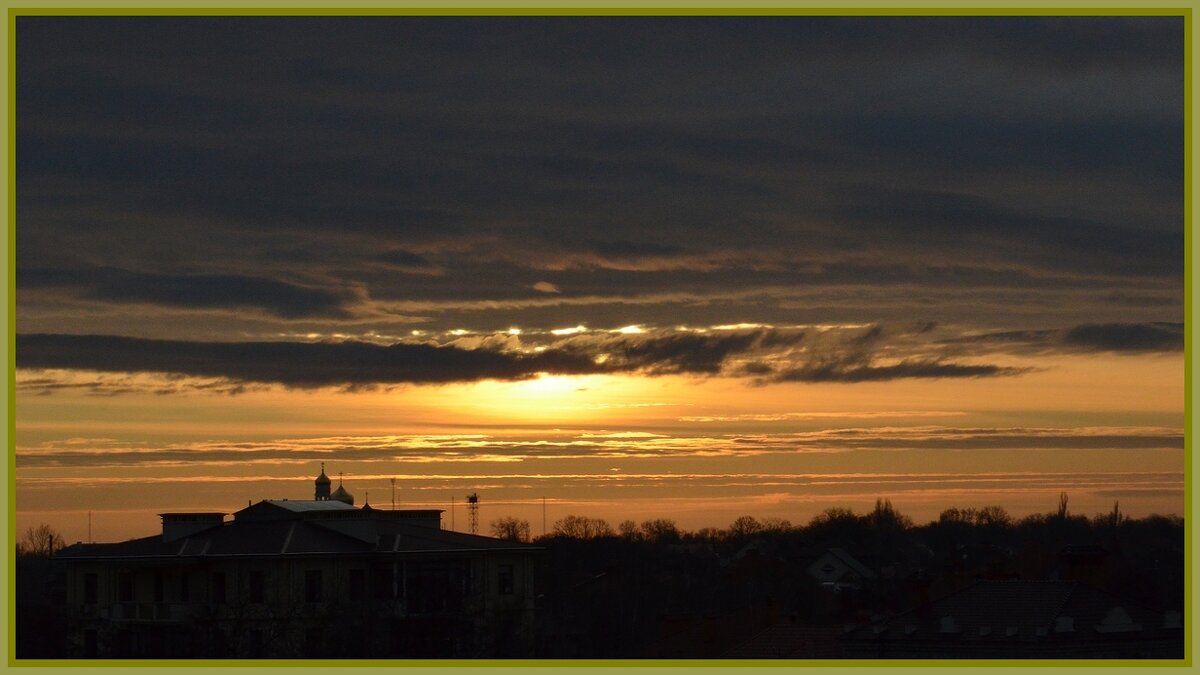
[467,493,479,535]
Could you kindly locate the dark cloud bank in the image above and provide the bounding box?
[944,322,1184,355]
[20,267,352,319]
[18,331,811,387]
[21,321,1176,390]
[15,16,1183,340]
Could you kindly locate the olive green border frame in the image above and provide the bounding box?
[0,3,1194,673]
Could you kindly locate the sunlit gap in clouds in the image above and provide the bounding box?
[441,372,666,423]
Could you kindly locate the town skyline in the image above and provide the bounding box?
[14,16,1185,546]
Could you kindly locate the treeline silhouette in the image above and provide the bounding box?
[510,496,1183,658]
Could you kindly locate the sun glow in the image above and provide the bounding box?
[516,373,582,396]
[431,372,664,422]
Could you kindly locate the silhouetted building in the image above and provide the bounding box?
[840,580,1183,658]
[55,470,539,658]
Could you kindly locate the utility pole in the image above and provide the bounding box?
[391,478,396,511]
[88,511,92,543]
[451,496,455,531]
[542,496,546,537]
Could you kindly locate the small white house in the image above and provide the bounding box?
[805,548,876,591]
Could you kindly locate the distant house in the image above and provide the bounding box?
[805,548,876,592]
[55,469,540,658]
[840,580,1183,659]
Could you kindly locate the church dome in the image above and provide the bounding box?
[331,484,355,506]
[314,463,332,500]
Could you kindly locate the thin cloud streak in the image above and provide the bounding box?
[679,411,969,422]
[15,426,1183,469]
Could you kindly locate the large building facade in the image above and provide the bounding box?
[55,472,539,658]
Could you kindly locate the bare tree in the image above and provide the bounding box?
[727,515,763,538]
[868,498,912,530]
[808,507,857,528]
[976,505,1011,527]
[20,524,64,556]
[759,517,793,533]
[639,518,680,543]
[617,520,640,540]
[1096,501,1125,529]
[551,515,613,539]
[490,516,531,542]
[1057,491,1070,519]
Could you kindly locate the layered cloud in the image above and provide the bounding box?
[20,267,353,319]
[15,16,1183,342]
[942,322,1184,355]
[15,426,1183,469]
[16,333,601,387]
[18,319,1179,391]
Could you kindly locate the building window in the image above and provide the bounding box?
[248,570,265,603]
[348,568,365,601]
[212,571,227,604]
[305,570,323,603]
[153,572,164,602]
[83,573,98,605]
[498,564,514,595]
[180,573,190,602]
[117,571,134,602]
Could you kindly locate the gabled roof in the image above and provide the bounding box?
[806,547,876,581]
[825,547,876,579]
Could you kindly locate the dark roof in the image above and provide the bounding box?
[842,580,1179,644]
[57,505,538,560]
[254,500,355,513]
[724,621,843,659]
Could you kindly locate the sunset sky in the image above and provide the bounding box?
[13,16,1185,544]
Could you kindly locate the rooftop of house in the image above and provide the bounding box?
[723,620,844,659]
[841,580,1182,644]
[813,547,877,579]
[57,499,538,560]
